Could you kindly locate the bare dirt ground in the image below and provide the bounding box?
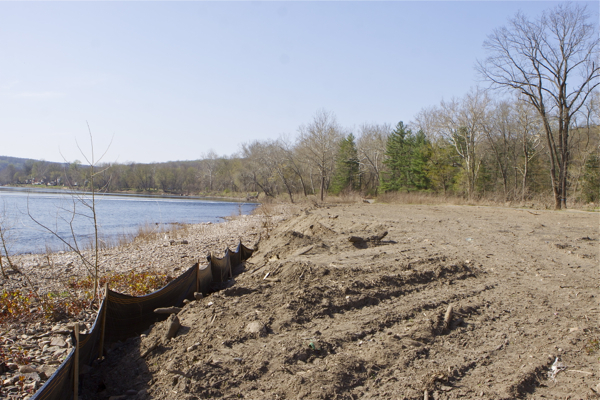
[82,203,598,400]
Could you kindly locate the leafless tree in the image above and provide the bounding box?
[418,88,490,198]
[357,123,391,195]
[278,135,310,197]
[297,110,344,201]
[482,100,519,199]
[200,150,220,192]
[478,3,600,209]
[28,125,111,303]
[514,97,543,201]
[241,141,279,198]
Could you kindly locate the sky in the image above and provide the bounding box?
[0,1,597,164]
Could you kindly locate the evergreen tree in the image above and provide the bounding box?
[331,133,360,194]
[410,130,431,190]
[381,122,412,192]
[381,122,431,192]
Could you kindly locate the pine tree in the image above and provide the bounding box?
[410,130,431,190]
[331,133,360,194]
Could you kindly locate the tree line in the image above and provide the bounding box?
[0,3,598,209]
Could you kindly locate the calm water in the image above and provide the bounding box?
[0,187,258,255]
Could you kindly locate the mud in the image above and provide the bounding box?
[81,203,599,399]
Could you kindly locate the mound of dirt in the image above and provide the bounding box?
[81,203,599,400]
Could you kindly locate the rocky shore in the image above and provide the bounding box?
[0,203,297,399]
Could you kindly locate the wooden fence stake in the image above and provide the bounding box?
[196,262,199,294]
[98,283,108,360]
[74,322,79,400]
[227,251,232,279]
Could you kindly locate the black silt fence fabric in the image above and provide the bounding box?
[32,241,253,400]
[104,263,198,343]
[239,243,254,260]
[78,298,106,366]
[31,299,107,400]
[30,345,75,400]
[210,250,231,283]
[210,242,253,283]
[197,263,213,294]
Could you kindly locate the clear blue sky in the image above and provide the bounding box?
[0,1,597,164]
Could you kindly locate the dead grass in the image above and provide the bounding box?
[374,191,595,211]
[325,191,364,204]
[79,222,196,251]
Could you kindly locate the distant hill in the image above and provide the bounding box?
[0,156,68,185]
[0,155,40,171]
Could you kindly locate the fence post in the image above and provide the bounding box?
[98,283,108,360]
[74,322,79,400]
[196,262,199,294]
[227,249,232,279]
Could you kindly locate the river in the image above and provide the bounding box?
[0,187,258,255]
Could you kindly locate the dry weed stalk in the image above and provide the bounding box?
[27,125,113,304]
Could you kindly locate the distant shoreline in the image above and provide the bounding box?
[0,185,260,204]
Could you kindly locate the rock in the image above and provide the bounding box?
[37,364,57,377]
[154,307,182,315]
[164,314,181,341]
[126,389,138,395]
[53,348,67,357]
[7,363,18,370]
[194,292,203,300]
[18,365,37,373]
[50,337,66,348]
[19,372,41,382]
[245,321,267,337]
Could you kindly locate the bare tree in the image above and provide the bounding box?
[514,97,543,201]
[482,100,519,199]
[478,3,600,209]
[201,150,219,192]
[241,141,278,198]
[297,110,344,201]
[28,125,111,303]
[417,88,490,198]
[357,123,391,195]
[278,135,310,197]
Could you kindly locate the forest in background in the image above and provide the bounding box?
[1,3,598,209]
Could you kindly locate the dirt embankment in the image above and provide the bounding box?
[0,208,295,399]
[83,203,598,400]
